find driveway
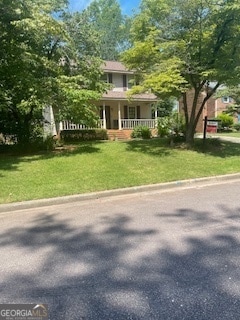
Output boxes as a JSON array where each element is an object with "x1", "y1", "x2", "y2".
[{"x1": 0, "y1": 180, "x2": 240, "y2": 319}]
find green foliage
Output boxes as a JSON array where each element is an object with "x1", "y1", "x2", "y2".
[
  {"x1": 158, "y1": 112, "x2": 186, "y2": 138},
  {"x1": 224, "y1": 104, "x2": 240, "y2": 116},
  {"x1": 214, "y1": 87, "x2": 240, "y2": 117},
  {"x1": 0, "y1": 0, "x2": 108, "y2": 147},
  {"x1": 82, "y1": 0, "x2": 132, "y2": 60},
  {"x1": 0, "y1": 0, "x2": 66, "y2": 144},
  {"x1": 157, "y1": 117, "x2": 171, "y2": 137},
  {"x1": 122, "y1": 0, "x2": 240, "y2": 144},
  {"x1": 131, "y1": 126, "x2": 152, "y2": 139},
  {"x1": 233, "y1": 123, "x2": 240, "y2": 132},
  {"x1": 216, "y1": 113, "x2": 234, "y2": 129},
  {"x1": 153, "y1": 98, "x2": 175, "y2": 117},
  {"x1": 60, "y1": 129, "x2": 108, "y2": 142}
]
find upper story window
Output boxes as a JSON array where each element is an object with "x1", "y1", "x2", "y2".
[
  {"x1": 123, "y1": 74, "x2": 136, "y2": 90},
  {"x1": 221, "y1": 96, "x2": 232, "y2": 103},
  {"x1": 123, "y1": 74, "x2": 127, "y2": 91},
  {"x1": 101, "y1": 73, "x2": 113, "y2": 83}
]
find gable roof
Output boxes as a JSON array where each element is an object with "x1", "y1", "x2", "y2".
[{"x1": 102, "y1": 61, "x2": 134, "y2": 74}]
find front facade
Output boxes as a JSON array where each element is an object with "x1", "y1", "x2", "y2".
[
  {"x1": 61, "y1": 61, "x2": 158, "y2": 134},
  {"x1": 48, "y1": 61, "x2": 239, "y2": 137},
  {"x1": 97, "y1": 61, "x2": 158, "y2": 131}
]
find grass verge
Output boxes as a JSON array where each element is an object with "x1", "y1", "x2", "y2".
[{"x1": 0, "y1": 138, "x2": 240, "y2": 204}]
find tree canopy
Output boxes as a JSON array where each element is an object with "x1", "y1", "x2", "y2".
[
  {"x1": 0, "y1": 0, "x2": 107, "y2": 145},
  {"x1": 122, "y1": 0, "x2": 240, "y2": 144},
  {"x1": 83, "y1": 0, "x2": 132, "y2": 60}
]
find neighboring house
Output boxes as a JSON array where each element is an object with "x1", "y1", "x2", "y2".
[
  {"x1": 179, "y1": 88, "x2": 238, "y2": 133},
  {"x1": 59, "y1": 61, "x2": 158, "y2": 139}
]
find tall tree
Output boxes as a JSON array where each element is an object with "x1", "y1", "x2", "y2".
[
  {"x1": 0, "y1": 0, "x2": 68, "y2": 143},
  {"x1": 58, "y1": 11, "x2": 109, "y2": 126},
  {"x1": 122, "y1": 0, "x2": 240, "y2": 145},
  {"x1": 0, "y1": 0, "x2": 107, "y2": 145},
  {"x1": 84, "y1": 0, "x2": 131, "y2": 60}
]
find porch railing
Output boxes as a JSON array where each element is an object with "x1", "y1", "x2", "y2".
[
  {"x1": 121, "y1": 119, "x2": 156, "y2": 129},
  {"x1": 61, "y1": 119, "x2": 156, "y2": 130},
  {"x1": 61, "y1": 120, "x2": 104, "y2": 130}
]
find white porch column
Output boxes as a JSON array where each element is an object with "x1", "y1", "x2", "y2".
[
  {"x1": 118, "y1": 102, "x2": 122, "y2": 130},
  {"x1": 154, "y1": 105, "x2": 158, "y2": 128},
  {"x1": 103, "y1": 102, "x2": 107, "y2": 129},
  {"x1": 59, "y1": 121, "x2": 63, "y2": 131}
]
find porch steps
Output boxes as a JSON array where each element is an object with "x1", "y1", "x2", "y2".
[{"x1": 107, "y1": 130, "x2": 132, "y2": 141}]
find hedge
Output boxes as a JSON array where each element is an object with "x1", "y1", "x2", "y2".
[{"x1": 60, "y1": 129, "x2": 108, "y2": 142}]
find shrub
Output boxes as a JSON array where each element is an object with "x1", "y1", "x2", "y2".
[
  {"x1": 131, "y1": 126, "x2": 152, "y2": 139},
  {"x1": 233, "y1": 122, "x2": 240, "y2": 131},
  {"x1": 157, "y1": 117, "x2": 171, "y2": 137},
  {"x1": 216, "y1": 113, "x2": 234, "y2": 130},
  {"x1": 60, "y1": 129, "x2": 108, "y2": 142},
  {"x1": 157, "y1": 112, "x2": 186, "y2": 138}
]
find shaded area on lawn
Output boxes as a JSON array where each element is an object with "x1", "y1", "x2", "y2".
[
  {"x1": 0, "y1": 142, "x2": 102, "y2": 177},
  {"x1": 127, "y1": 137, "x2": 240, "y2": 158},
  {"x1": 193, "y1": 138, "x2": 240, "y2": 158},
  {"x1": 126, "y1": 138, "x2": 171, "y2": 157},
  {"x1": 0, "y1": 205, "x2": 240, "y2": 319}
]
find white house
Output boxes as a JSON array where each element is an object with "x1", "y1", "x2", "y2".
[{"x1": 59, "y1": 61, "x2": 158, "y2": 138}]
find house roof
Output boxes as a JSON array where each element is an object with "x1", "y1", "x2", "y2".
[
  {"x1": 101, "y1": 90, "x2": 157, "y2": 101},
  {"x1": 102, "y1": 61, "x2": 134, "y2": 74}
]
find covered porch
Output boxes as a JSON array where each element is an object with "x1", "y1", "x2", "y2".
[
  {"x1": 60, "y1": 102, "x2": 158, "y2": 131},
  {"x1": 97, "y1": 99, "x2": 158, "y2": 130}
]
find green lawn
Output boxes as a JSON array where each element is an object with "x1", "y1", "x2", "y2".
[
  {"x1": 213, "y1": 132, "x2": 240, "y2": 138},
  {"x1": 0, "y1": 138, "x2": 240, "y2": 204}
]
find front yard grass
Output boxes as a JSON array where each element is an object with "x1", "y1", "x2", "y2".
[
  {"x1": 213, "y1": 132, "x2": 240, "y2": 138},
  {"x1": 0, "y1": 138, "x2": 240, "y2": 204}
]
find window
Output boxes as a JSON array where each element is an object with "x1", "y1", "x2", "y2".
[
  {"x1": 128, "y1": 75, "x2": 135, "y2": 89},
  {"x1": 108, "y1": 73, "x2": 113, "y2": 83},
  {"x1": 101, "y1": 73, "x2": 112, "y2": 83},
  {"x1": 123, "y1": 74, "x2": 127, "y2": 90},
  {"x1": 222, "y1": 96, "x2": 232, "y2": 103},
  {"x1": 129, "y1": 106, "x2": 136, "y2": 119}
]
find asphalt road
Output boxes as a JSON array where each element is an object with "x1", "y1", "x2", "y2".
[{"x1": 1, "y1": 180, "x2": 240, "y2": 320}]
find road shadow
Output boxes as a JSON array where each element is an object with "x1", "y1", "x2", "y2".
[{"x1": 0, "y1": 206, "x2": 240, "y2": 319}]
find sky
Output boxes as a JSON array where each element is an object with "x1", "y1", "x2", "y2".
[{"x1": 68, "y1": 0, "x2": 141, "y2": 16}]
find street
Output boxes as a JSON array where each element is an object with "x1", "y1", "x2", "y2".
[{"x1": 0, "y1": 180, "x2": 240, "y2": 319}]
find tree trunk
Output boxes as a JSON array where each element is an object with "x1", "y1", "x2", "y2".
[
  {"x1": 185, "y1": 123, "x2": 196, "y2": 146},
  {"x1": 183, "y1": 86, "x2": 203, "y2": 146}
]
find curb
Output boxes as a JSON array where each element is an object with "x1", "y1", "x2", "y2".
[{"x1": 1, "y1": 173, "x2": 240, "y2": 213}]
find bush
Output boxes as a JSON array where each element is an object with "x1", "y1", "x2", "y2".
[
  {"x1": 157, "y1": 112, "x2": 186, "y2": 138},
  {"x1": 157, "y1": 117, "x2": 171, "y2": 137},
  {"x1": 233, "y1": 122, "x2": 240, "y2": 131},
  {"x1": 216, "y1": 113, "x2": 234, "y2": 130},
  {"x1": 131, "y1": 126, "x2": 152, "y2": 139},
  {"x1": 60, "y1": 129, "x2": 108, "y2": 142}
]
